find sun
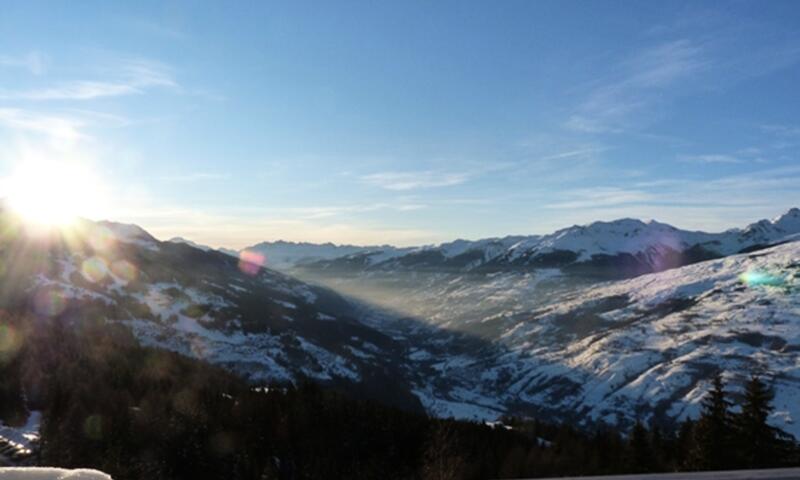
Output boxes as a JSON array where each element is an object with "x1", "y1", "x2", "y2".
[{"x1": 3, "y1": 161, "x2": 103, "y2": 228}]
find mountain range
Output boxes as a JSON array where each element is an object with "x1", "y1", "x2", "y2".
[
  {"x1": 174, "y1": 208, "x2": 800, "y2": 278},
  {"x1": 6, "y1": 206, "x2": 800, "y2": 437}
]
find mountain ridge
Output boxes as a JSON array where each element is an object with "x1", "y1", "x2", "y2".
[
  {"x1": 288, "y1": 207, "x2": 800, "y2": 278},
  {"x1": 166, "y1": 208, "x2": 800, "y2": 277},
  {"x1": 8, "y1": 206, "x2": 799, "y2": 436}
]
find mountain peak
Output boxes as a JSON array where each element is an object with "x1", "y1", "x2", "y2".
[
  {"x1": 93, "y1": 220, "x2": 157, "y2": 244},
  {"x1": 776, "y1": 207, "x2": 800, "y2": 220}
]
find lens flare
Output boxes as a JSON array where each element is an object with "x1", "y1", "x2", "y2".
[
  {"x1": 88, "y1": 225, "x2": 115, "y2": 251},
  {"x1": 739, "y1": 269, "x2": 785, "y2": 287},
  {"x1": 83, "y1": 414, "x2": 104, "y2": 440},
  {"x1": 111, "y1": 259, "x2": 138, "y2": 283},
  {"x1": 33, "y1": 287, "x2": 68, "y2": 317},
  {"x1": 0, "y1": 324, "x2": 21, "y2": 361},
  {"x1": 81, "y1": 256, "x2": 109, "y2": 283},
  {"x1": 238, "y1": 250, "x2": 265, "y2": 276}
]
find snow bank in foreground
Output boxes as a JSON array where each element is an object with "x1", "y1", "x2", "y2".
[{"x1": 0, "y1": 469, "x2": 111, "y2": 480}]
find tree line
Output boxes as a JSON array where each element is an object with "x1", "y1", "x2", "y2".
[{"x1": 0, "y1": 309, "x2": 798, "y2": 479}]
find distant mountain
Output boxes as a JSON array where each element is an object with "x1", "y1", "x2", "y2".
[
  {"x1": 168, "y1": 236, "x2": 238, "y2": 257},
  {"x1": 297, "y1": 208, "x2": 800, "y2": 278},
  {"x1": 239, "y1": 240, "x2": 410, "y2": 270}
]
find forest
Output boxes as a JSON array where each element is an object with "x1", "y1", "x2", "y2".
[{"x1": 0, "y1": 310, "x2": 798, "y2": 480}]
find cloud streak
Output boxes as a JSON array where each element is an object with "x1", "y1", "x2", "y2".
[
  {"x1": 157, "y1": 172, "x2": 231, "y2": 183},
  {"x1": 0, "y1": 58, "x2": 176, "y2": 101},
  {"x1": 0, "y1": 51, "x2": 47, "y2": 75},
  {"x1": 0, "y1": 108, "x2": 87, "y2": 142},
  {"x1": 545, "y1": 187, "x2": 653, "y2": 209},
  {"x1": 678, "y1": 153, "x2": 743, "y2": 164},
  {"x1": 565, "y1": 39, "x2": 709, "y2": 134},
  {"x1": 361, "y1": 170, "x2": 470, "y2": 191}
]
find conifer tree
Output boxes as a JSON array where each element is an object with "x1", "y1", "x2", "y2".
[
  {"x1": 690, "y1": 374, "x2": 733, "y2": 470},
  {"x1": 626, "y1": 421, "x2": 654, "y2": 473},
  {"x1": 736, "y1": 375, "x2": 780, "y2": 468}
]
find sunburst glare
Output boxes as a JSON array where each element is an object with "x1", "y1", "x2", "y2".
[{"x1": 2, "y1": 161, "x2": 105, "y2": 228}]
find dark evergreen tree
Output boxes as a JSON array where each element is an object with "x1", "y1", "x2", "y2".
[
  {"x1": 735, "y1": 375, "x2": 781, "y2": 469},
  {"x1": 675, "y1": 419, "x2": 696, "y2": 469},
  {"x1": 689, "y1": 374, "x2": 733, "y2": 470},
  {"x1": 626, "y1": 421, "x2": 654, "y2": 473}
]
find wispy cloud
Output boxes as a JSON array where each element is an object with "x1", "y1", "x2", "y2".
[
  {"x1": 361, "y1": 170, "x2": 470, "y2": 191},
  {"x1": 0, "y1": 51, "x2": 47, "y2": 75},
  {"x1": 0, "y1": 58, "x2": 176, "y2": 101},
  {"x1": 532, "y1": 166, "x2": 800, "y2": 234},
  {"x1": 129, "y1": 19, "x2": 188, "y2": 40},
  {"x1": 539, "y1": 146, "x2": 609, "y2": 161},
  {"x1": 623, "y1": 40, "x2": 708, "y2": 88},
  {"x1": 157, "y1": 172, "x2": 231, "y2": 183},
  {"x1": 0, "y1": 108, "x2": 86, "y2": 142},
  {"x1": 545, "y1": 187, "x2": 653, "y2": 209},
  {"x1": 288, "y1": 203, "x2": 427, "y2": 220},
  {"x1": 761, "y1": 124, "x2": 800, "y2": 138},
  {"x1": 566, "y1": 40, "x2": 709, "y2": 134},
  {"x1": 678, "y1": 153, "x2": 743, "y2": 164},
  {"x1": 631, "y1": 165, "x2": 800, "y2": 195}
]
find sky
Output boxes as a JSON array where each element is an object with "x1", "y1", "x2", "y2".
[{"x1": 0, "y1": 1, "x2": 799, "y2": 248}]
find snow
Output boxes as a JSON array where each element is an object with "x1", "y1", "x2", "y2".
[
  {"x1": 242, "y1": 241, "x2": 401, "y2": 270},
  {"x1": 455, "y1": 240, "x2": 800, "y2": 435},
  {"x1": 412, "y1": 388, "x2": 505, "y2": 421},
  {"x1": 0, "y1": 469, "x2": 111, "y2": 480},
  {"x1": 303, "y1": 207, "x2": 800, "y2": 273},
  {"x1": 323, "y1": 235, "x2": 800, "y2": 435},
  {"x1": 274, "y1": 300, "x2": 297, "y2": 310},
  {"x1": 19, "y1": 211, "x2": 800, "y2": 437},
  {"x1": 0, "y1": 411, "x2": 40, "y2": 457}
]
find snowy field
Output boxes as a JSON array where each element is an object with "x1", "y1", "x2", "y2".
[{"x1": 0, "y1": 469, "x2": 111, "y2": 480}]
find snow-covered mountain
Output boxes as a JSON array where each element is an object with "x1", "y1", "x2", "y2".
[
  {"x1": 4, "y1": 206, "x2": 800, "y2": 439},
  {"x1": 274, "y1": 208, "x2": 800, "y2": 436},
  {"x1": 394, "y1": 238, "x2": 800, "y2": 436},
  {"x1": 0, "y1": 211, "x2": 422, "y2": 412},
  {"x1": 167, "y1": 236, "x2": 238, "y2": 257},
  {"x1": 238, "y1": 240, "x2": 410, "y2": 270},
  {"x1": 297, "y1": 208, "x2": 800, "y2": 278}
]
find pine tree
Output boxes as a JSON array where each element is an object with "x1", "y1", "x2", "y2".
[
  {"x1": 675, "y1": 419, "x2": 696, "y2": 469},
  {"x1": 626, "y1": 421, "x2": 654, "y2": 473},
  {"x1": 735, "y1": 375, "x2": 779, "y2": 469},
  {"x1": 690, "y1": 374, "x2": 733, "y2": 470}
]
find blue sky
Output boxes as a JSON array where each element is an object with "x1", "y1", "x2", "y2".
[{"x1": 0, "y1": 1, "x2": 799, "y2": 248}]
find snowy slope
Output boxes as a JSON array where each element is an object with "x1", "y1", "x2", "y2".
[
  {"x1": 505, "y1": 237, "x2": 800, "y2": 431},
  {"x1": 0, "y1": 212, "x2": 421, "y2": 411},
  {"x1": 389, "y1": 239, "x2": 800, "y2": 436}
]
